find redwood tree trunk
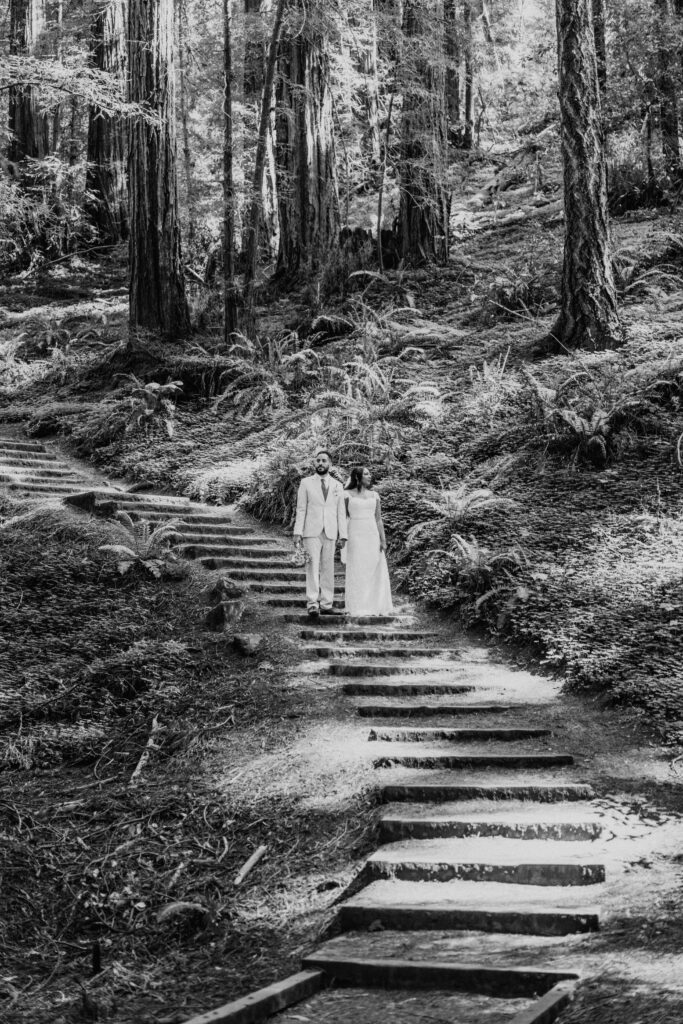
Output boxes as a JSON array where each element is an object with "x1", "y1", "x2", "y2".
[
  {"x1": 243, "y1": 0, "x2": 286, "y2": 331},
  {"x1": 462, "y1": 0, "x2": 474, "y2": 150},
  {"x1": 127, "y1": 0, "x2": 189, "y2": 337},
  {"x1": 445, "y1": 0, "x2": 460, "y2": 128},
  {"x1": 656, "y1": 0, "x2": 681, "y2": 176},
  {"x1": 275, "y1": 3, "x2": 340, "y2": 277},
  {"x1": 592, "y1": 0, "x2": 607, "y2": 98},
  {"x1": 8, "y1": 0, "x2": 50, "y2": 165},
  {"x1": 553, "y1": 0, "x2": 621, "y2": 351},
  {"x1": 223, "y1": 0, "x2": 239, "y2": 340},
  {"x1": 398, "y1": 0, "x2": 450, "y2": 264},
  {"x1": 85, "y1": 0, "x2": 129, "y2": 242}
]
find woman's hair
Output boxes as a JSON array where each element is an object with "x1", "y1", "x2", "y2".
[{"x1": 346, "y1": 465, "x2": 370, "y2": 491}]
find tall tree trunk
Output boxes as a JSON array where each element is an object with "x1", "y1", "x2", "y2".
[
  {"x1": 592, "y1": 0, "x2": 607, "y2": 98},
  {"x1": 243, "y1": 0, "x2": 286, "y2": 332},
  {"x1": 655, "y1": 0, "x2": 681, "y2": 176},
  {"x1": 51, "y1": 0, "x2": 64, "y2": 153},
  {"x1": 178, "y1": 0, "x2": 197, "y2": 243},
  {"x1": 85, "y1": 0, "x2": 129, "y2": 242},
  {"x1": 275, "y1": 2, "x2": 340, "y2": 277},
  {"x1": 359, "y1": 1, "x2": 382, "y2": 170},
  {"x1": 8, "y1": 0, "x2": 50, "y2": 166},
  {"x1": 223, "y1": 0, "x2": 240, "y2": 340},
  {"x1": 462, "y1": 0, "x2": 474, "y2": 149},
  {"x1": 445, "y1": 0, "x2": 460, "y2": 127},
  {"x1": 398, "y1": 0, "x2": 450, "y2": 264},
  {"x1": 127, "y1": 0, "x2": 189, "y2": 337},
  {"x1": 552, "y1": 0, "x2": 621, "y2": 351}
]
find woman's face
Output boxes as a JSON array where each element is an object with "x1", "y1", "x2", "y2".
[{"x1": 361, "y1": 468, "x2": 372, "y2": 488}]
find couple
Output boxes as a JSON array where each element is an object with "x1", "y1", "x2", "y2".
[{"x1": 293, "y1": 449, "x2": 393, "y2": 618}]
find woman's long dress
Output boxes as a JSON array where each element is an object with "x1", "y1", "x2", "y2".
[{"x1": 344, "y1": 491, "x2": 393, "y2": 616}]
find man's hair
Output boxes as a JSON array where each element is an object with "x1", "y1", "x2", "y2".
[{"x1": 315, "y1": 449, "x2": 332, "y2": 460}]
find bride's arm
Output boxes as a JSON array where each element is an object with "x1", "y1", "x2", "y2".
[{"x1": 374, "y1": 493, "x2": 387, "y2": 551}]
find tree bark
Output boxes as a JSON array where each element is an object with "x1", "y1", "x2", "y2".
[
  {"x1": 655, "y1": 0, "x2": 681, "y2": 176},
  {"x1": 178, "y1": 0, "x2": 197, "y2": 243},
  {"x1": 552, "y1": 0, "x2": 621, "y2": 351},
  {"x1": 8, "y1": 0, "x2": 50, "y2": 166},
  {"x1": 398, "y1": 0, "x2": 450, "y2": 264},
  {"x1": 223, "y1": 0, "x2": 240, "y2": 341},
  {"x1": 127, "y1": 0, "x2": 189, "y2": 338},
  {"x1": 243, "y1": 0, "x2": 286, "y2": 332},
  {"x1": 445, "y1": 0, "x2": 460, "y2": 127},
  {"x1": 85, "y1": 0, "x2": 128, "y2": 242},
  {"x1": 592, "y1": 0, "x2": 607, "y2": 98},
  {"x1": 462, "y1": 0, "x2": 474, "y2": 149},
  {"x1": 275, "y1": 1, "x2": 340, "y2": 277}
]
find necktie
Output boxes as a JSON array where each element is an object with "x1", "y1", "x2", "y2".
[{"x1": 321, "y1": 478, "x2": 329, "y2": 501}]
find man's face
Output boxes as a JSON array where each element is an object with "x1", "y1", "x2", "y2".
[{"x1": 314, "y1": 453, "x2": 330, "y2": 475}]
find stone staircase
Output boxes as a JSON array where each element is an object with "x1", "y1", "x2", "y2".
[{"x1": 0, "y1": 433, "x2": 639, "y2": 1024}]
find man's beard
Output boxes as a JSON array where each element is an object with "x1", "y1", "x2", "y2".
[{"x1": 315, "y1": 466, "x2": 328, "y2": 475}]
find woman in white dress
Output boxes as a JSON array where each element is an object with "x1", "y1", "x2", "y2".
[{"x1": 343, "y1": 466, "x2": 393, "y2": 616}]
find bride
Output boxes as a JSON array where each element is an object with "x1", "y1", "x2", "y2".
[{"x1": 343, "y1": 466, "x2": 393, "y2": 616}]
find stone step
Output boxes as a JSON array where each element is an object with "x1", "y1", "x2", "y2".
[
  {"x1": 307, "y1": 645, "x2": 460, "y2": 660},
  {"x1": 0, "y1": 455, "x2": 61, "y2": 467},
  {"x1": 339, "y1": 879, "x2": 601, "y2": 936},
  {"x1": 379, "y1": 801, "x2": 603, "y2": 843},
  {"x1": 365, "y1": 837, "x2": 605, "y2": 886},
  {"x1": 382, "y1": 781, "x2": 595, "y2": 804},
  {"x1": 369, "y1": 726, "x2": 552, "y2": 742},
  {"x1": 9, "y1": 481, "x2": 81, "y2": 494},
  {"x1": 302, "y1": 950, "x2": 579, "y2": 998},
  {"x1": 330, "y1": 659, "x2": 461, "y2": 677},
  {"x1": 284, "y1": 614, "x2": 401, "y2": 626},
  {"x1": 0, "y1": 439, "x2": 51, "y2": 453},
  {"x1": 2, "y1": 467, "x2": 86, "y2": 480},
  {"x1": 114, "y1": 503, "x2": 235, "y2": 523},
  {"x1": 344, "y1": 680, "x2": 478, "y2": 696},
  {"x1": 197, "y1": 549, "x2": 292, "y2": 565},
  {"x1": 356, "y1": 702, "x2": 514, "y2": 717},
  {"x1": 373, "y1": 749, "x2": 574, "y2": 770},
  {"x1": 174, "y1": 528, "x2": 260, "y2": 540},
  {"x1": 264, "y1": 597, "x2": 346, "y2": 608},
  {"x1": 177, "y1": 538, "x2": 286, "y2": 555},
  {"x1": 301, "y1": 629, "x2": 439, "y2": 642},
  {"x1": 244, "y1": 581, "x2": 346, "y2": 595}
]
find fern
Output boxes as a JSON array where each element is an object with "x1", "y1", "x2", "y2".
[{"x1": 99, "y1": 513, "x2": 186, "y2": 577}]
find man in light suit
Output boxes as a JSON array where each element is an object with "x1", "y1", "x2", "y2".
[{"x1": 293, "y1": 449, "x2": 347, "y2": 617}]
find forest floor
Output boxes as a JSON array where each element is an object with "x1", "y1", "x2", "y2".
[{"x1": 1, "y1": 152, "x2": 683, "y2": 1022}]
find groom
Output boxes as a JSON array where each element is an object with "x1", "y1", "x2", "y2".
[{"x1": 293, "y1": 450, "x2": 347, "y2": 617}]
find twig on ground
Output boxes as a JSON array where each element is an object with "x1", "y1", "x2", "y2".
[
  {"x1": 128, "y1": 715, "x2": 162, "y2": 788},
  {"x1": 234, "y1": 844, "x2": 267, "y2": 886}
]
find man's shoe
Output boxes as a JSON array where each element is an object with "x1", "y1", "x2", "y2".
[
  {"x1": 307, "y1": 607, "x2": 320, "y2": 619},
  {"x1": 319, "y1": 607, "x2": 336, "y2": 615}
]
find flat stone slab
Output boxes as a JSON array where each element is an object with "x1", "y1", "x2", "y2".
[
  {"x1": 365, "y1": 836, "x2": 605, "y2": 886},
  {"x1": 380, "y1": 801, "x2": 603, "y2": 842},
  {"x1": 382, "y1": 780, "x2": 595, "y2": 804},
  {"x1": 301, "y1": 629, "x2": 439, "y2": 642},
  {"x1": 330, "y1": 659, "x2": 461, "y2": 676},
  {"x1": 339, "y1": 879, "x2": 601, "y2": 936},
  {"x1": 373, "y1": 751, "x2": 574, "y2": 770},
  {"x1": 357, "y1": 702, "x2": 515, "y2": 717},
  {"x1": 343, "y1": 680, "x2": 479, "y2": 696},
  {"x1": 369, "y1": 727, "x2": 552, "y2": 742}
]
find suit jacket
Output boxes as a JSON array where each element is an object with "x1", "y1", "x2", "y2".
[{"x1": 293, "y1": 474, "x2": 348, "y2": 540}]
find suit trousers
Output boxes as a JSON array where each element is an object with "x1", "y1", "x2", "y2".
[{"x1": 303, "y1": 531, "x2": 336, "y2": 610}]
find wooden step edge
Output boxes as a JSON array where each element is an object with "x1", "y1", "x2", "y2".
[
  {"x1": 179, "y1": 969, "x2": 325, "y2": 1024},
  {"x1": 508, "y1": 980, "x2": 579, "y2": 1024},
  {"x1": 301, "y1": 953, "x2": 579, "y2": 998}
]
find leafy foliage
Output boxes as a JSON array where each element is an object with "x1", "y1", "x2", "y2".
[
  {"x1": 99, "y1": 511, "x2": 186, "y2": 577},
  {"x1": 120, "y1": 375, "x2": 184, "y2": 438}
]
